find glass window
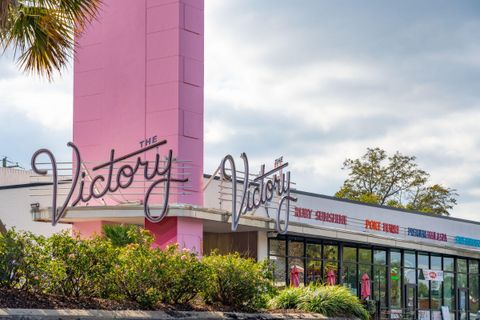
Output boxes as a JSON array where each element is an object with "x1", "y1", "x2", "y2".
[
  {"x1": 343, "y1": 262, "x2": 357, "y2": 295},
  {"x1": 431, "y1": 279, "x2": 442, "y2": 310},
  {"x1": 390, "y1": 266, "x2": 401, "y2": 308},
  {"x1": 359, "y1": 264, "x2": 371, "y2": 279},
  {"x1": 391, "y1": 250, "x2": 401, "y2": 267},
  {"x1": 458, "y1": 259, "x2": 468, "y2": 273},
  {"x1": 323, "y1": 261, "x2": 338, "y2": 284},
  {"x1": 418, "y1": 279, "x2": 430, "y2": 310},
  {"x1": 359, "y1": 248, "x2": 372, "y2": 264},
  {"x1": 458, "y1": 273, "x2": 468, "y2": 288},
  {"x1": 404, "y1": 268, "x2": 416, "y2": 284},
  {"x1": 306, "y1": 243, "x2": 321, "y2": 259},
  {"x1": 306, "y1": 259, "x2": 321, "y2": 284},
  {"x1": 444, "y1": 257, "x2": 454, "y2": 272},
  {"x1": 444, "y1": 272, "x2": 455, "y2": 311},
  {"x1": 374, "y1": 250, "x2": 386, "y2": 265},
  {"x1": 373, "y1": 266, "x2": 387, "y2": 306},
  {"x1": 288, "y1": 240, "x2": 304, "y2": 257},
  {"x1": 270, "y1": 255, "x2": 286, "y2": 286},
  {"x1": 288, "y1": 257, "x2": 304, "y2": 287},
  {"x1": 323, "y1": 245, "x2": 338, "y2": 261},
  {"x1": 469, "y1": 274, "x2": 479, "y2": 319},
  {"x1": 269, "y1": 239, "x2": 286, "y2": 256},
  {"x1": 431, "y1": 255, "x2": 442, "y2": 270},
  {"x1": 343, "y1": 247, "x2": 356, "y2": 262},
  {"x1": 418, "y1": 254, "x2": 429, "y2": 269},
  {"x1": 469, "y1": 260, "x2": 479, "y2": 274},
  {"x1": 404, "y1": 251, "x2": 416, "y2": 268}
]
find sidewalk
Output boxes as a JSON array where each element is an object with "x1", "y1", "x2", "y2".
[{"x1": 0, "y1": 309, "x2": 327, "y2": 319}]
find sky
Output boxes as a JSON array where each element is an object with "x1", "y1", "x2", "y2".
[{"x1": 0, "y1": 1, "x2": 479, "y2": 220}]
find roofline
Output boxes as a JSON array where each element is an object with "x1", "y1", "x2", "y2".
[{"x1": 203, "y1": 173, "x2": 480, "y2": 226}]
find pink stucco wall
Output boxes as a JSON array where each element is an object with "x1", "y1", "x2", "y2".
[{"x1": 72, "y1": 0, "x2": 204, "y2": 246}]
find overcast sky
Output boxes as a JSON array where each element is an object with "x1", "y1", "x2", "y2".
[{"x1": 0, "y1": 0, "x2": 479, "y2": 220}]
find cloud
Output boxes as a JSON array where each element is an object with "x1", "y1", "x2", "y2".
[{"x1": 1, "y1": 0, "x2": 480, "y2": 221}]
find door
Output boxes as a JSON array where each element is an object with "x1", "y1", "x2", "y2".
[
  {"x1": 458, "y1": 288, "x2": 469, "y2": 320},
  {"x1": 405, "y1": 284, "x2": 417, "y2": 319}
]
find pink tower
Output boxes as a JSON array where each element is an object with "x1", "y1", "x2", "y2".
[{"x1": 72, "y1": 0, "x2": 204, "y2": 251}]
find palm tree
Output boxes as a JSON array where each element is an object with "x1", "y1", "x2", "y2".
[{"x1": 0, "y1": 0, "x2": 102, "y2": 80}]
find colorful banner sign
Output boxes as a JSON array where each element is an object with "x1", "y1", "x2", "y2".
[
  {"x1": 294, "y1": 207, "x2": 347, "y2": 225},
  {"x1": 455, "y1": 236, "x2": 480, "y2": 248},
  {"x1": 407, "y1": 227, "x2": 447, "y2": 242},
  {"x1": 420, "y1": 269, "x2": 444, "y2": 281},
  {"x1": 365, "y1": 219, "x2": 399, "y2": 234}
]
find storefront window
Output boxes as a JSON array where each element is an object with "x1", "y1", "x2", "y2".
[
  {"x1": 359, "y1": 248, "x2": 372, "y2": 264},
  {"x1": 444, "y1": 257, "x2": 454, "y2": 272},
  {"x1": 270, "y1": 255, "x2": 286, "y2": 286},
  {"x1": 431, "y1": 279, "x2": 442, "y2": 310},
  {"x1": 458, "y1": 273, "x2": 468, "y2": 288},
  {"x1": 288, "y1": 257, "x2": 305, "y2": 287},
  {"x1": 323, "y1": 261, "x2": 338, "y2": 284},
  {"x1": 269, "y1": 239, "x2": 286, "y2": 256},
  {"x1": 404, "y1": 268, "x2": 416, "y2": 284},
  {"x1": 458, "y1": 259, "x2": 468, "y2": 274},
  {"x1": 418, "y1": 253, "x2": 429, "y2": 269},
  {"x1": 306, "y1": 243, "x2": 321, "y2": 259},
  {"x1": 374, "y1": 250, "x2": 386, "y2": 265},
  {"x1": 444, "y1": 272, "x2": 455, "y2": 313},
  {"x1": 469, "y1": 260, "x2": 479, "y2": 274},
  {"x1": 390, "y1": 250, "x2": 401, "y2": 308},
  {"x1": 343, "y1": 262, "x2": 357, "y2": 295},
  {"x1": 431, "y1": 255, "x2": 442, "y2": 270},
  {"x1": 344, "y1": 247, "x2": 356, "y2": 262},
  {"x1": 306, "y1": 259, "x2": 321, "y2": 284},
  {"x1": 469, "y1": 273, "x2": 479, "y2": 320},
  {"x1": 288, "y1": 240, "x2": 304, "y2": 257},
  {"x1": 323, "y1": 245, "x2": 338, "y2": 261},
  {"x1": 404, "y1": 251, "x2": 416, "y2": 268},
  {"x1": 418, "y1": 276, "x2": 429, "y2": 309},
  {"x1": 373, "y1": 266, "x2": 387, "y2": 307}
]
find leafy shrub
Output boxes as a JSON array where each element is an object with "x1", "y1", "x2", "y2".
[
  {"x1": 102, "y1": 224, "x2": 141, "y2": 247},
  {"x1": 0, "y1": 229, "x2": 44, "y2": 290},
  {"x1": 268, "y1": 286, "x2": 311, "y2": 309},
  {"x1": 202, "y1": 253, "x2": 275, "y2": 311},
  {"x1": 160, "y1": 245, "x2": 210, "y2": 305},
  {"x1": 41, "y1": 231, "x2": 118, "y2": 298},
  {"x1": 269, "y1": 285, "x2": 369, "y2": 320}
]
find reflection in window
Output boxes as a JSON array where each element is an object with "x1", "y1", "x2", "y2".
[
  {"x1": 324, "y1": 261, "x2": 338, "y2": 284},
  {"x1": 270, "y1": 255, "x2": 286, "y2": 286},
  {"x1": 444, "y1": 272, "x2": 455, "y2": 312},
  {"x1": 418, "y1": 254, "x2": 429, "y2": 269},
  {"x1": 444, "y1": 257, "x2": 454, "y2": 272},
  {"x1": 344, "y1": 247, "x2": 356, "y2": 262},
  {"x1": 359, "y1": 248, "x2": 372, "y2": 264},
  {"x1": 288, "y1": 240, "x2": 304, "y2": 257},
  {"x1": 469, "y1": 274, "x2": 479, "y2": 319},
  {"x1": 373, "y1": 266, "x2": 387, "y2": 306},
  {"x1": 457, "y1": 259, "x2": 467, "y2": 273},
  {"x1": 323, "y1": 245, "x2": 338, "y2": 261},
  {"x1": 431, "y1": 279, "x2": 442, "y2": 310},
  {"x1": 343, "y1": 262, "x2": 357, "y2": 295},
  {"x1": 288, "y1": 257, "x2": 304, "y2": 287},
  {"x1": 306, "y1": 259, "x2": 321, "y2": 284},
  {"x1": 404, "y1": 251, "x2": 416, "y2": 268},
  {"x1": 431, "y1": 255, "x2": 442, "y2": 270},
  {"x1": 374, "y1": 250, "x2": 386, "y2": 265},
  {"x1": 306, "y1": 243, "x2": 321, "y2": 259},
  {"x1": 269, "y1": 239, "x2": 286, "y2": 256}
]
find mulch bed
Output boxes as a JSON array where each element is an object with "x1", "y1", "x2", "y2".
[{"x1": 0, "y1": 288, "x2": 216, "y2": 311}]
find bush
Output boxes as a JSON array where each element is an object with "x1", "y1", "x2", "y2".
[
  {"x1": 41, "y1": 231, "x2": 118, "y2": 298},
  {"x1": 102, "y1": 224, "x2": 141, "y2": 247},
  {"x1": 0, "y1": 229, "x2": 44, "y2": 290},
  {"x1": 269, "y1": 285, "x2": 369, "y2": 320},
  {"x1": 202, "y1": 253, "x2": 275, "y2": 311}
]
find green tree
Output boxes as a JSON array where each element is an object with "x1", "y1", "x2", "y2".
[
  {"x1": 335, "y1": 147, "x2": 457, "y2": 216},
  {"x1": 0, "y1": 0, "x2": 101, "y2": 79}
]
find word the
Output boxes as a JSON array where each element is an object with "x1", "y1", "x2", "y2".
[
  {"x1": 31, "y1": 140, "x2": 187, "y2": 226},
  {"x1": 139, "y1": 135, "x2": 158, "y2": 148},
  {"x1": 294, "y1": 207, "x2": 347, "y2": 225},
  {"x1": 407, "y1": 228, "x2": 447, "y2": 242},
  {"x1": 220, "y1": 153, "x2": 297, "y2": 234},
  {"x1": 365, "y1": 219, "x2": 399, "y2": 234}
]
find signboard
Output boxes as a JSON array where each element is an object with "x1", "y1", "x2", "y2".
[
  {"x1": 31, "y1": 139, "x2": 187, "y2": 226},
  {"x1": 420, "y1": 269, "x2": 444, "y2": 281},
  {"x1": 218, "y1": 153, "x2": 297, "y2": 234}
]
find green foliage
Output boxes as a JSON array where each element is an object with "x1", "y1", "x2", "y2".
[
  {"x1": 335, "y1": 147, "x2": 457, "y2": 215},
  {"x1": 202, "y1": 253, "x2": 276, "y2": 311},
  {"x1": 102, "y1": 224, "x2": 141, "y2": 247},
  {"x1": 0, "y1": 229, "x2": 44, "y2": 289},
  {"x1": 269, "y1": 285, "x2": 369, "y2": 320},
  {"x1": 0, "y1": 0, "x2": 102, "y2": 79},
  {"x1": 41, "y1": 231, "x2": 117, "y2": 298}
]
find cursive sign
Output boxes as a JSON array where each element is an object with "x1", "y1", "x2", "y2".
[
  {"x1": 31, "y1": 140, "x2": 187, "y2": 226},
  {"x1": 220, "y1": 153, "x2": 297, "y2": 234}
]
